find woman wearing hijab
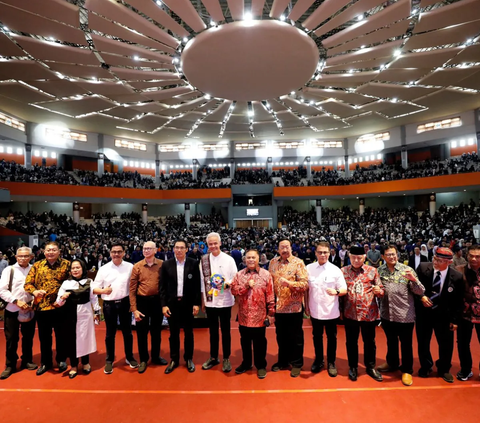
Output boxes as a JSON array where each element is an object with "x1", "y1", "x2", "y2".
[
  {"x1": 259, "y1": 253, "x2": 269, "y2": 270},
  {"x1": 420, "y1": 244, "x2": 429, "y2": 261},
  {"x1": 55, "y1": 259, "x2": 100, "y2": 378}
]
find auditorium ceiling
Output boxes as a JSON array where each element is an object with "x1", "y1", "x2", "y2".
[{"x1": 0, "y1": 0, "x2": 479, "y2": 143}]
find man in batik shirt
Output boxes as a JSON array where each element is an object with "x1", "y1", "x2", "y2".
[
  {"x1": 268, "y1": 238, "x2": 308, "y2": 378},
  {"x1": 231, "y1": 249, "x2": 275, "y2": 379},
  {"x1": 342, "y1": 246, "x2": 384, "y2": 382}
]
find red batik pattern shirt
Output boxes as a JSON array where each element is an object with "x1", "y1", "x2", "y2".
[
  {"x1": 341, "y1": 264, "x2": 384, "y2": 322},
  {"x1": 231, "y1": 267, "x2": 275, "y2": 327}
]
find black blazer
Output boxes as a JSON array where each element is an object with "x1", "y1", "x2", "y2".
[
  {"x1": 408, "y1": 254, "x2": 428, "y2": 270},
  {"x1": 415, "y1": 263, "x2": 463, "y2": 324},
  {"x1": 159, "y1": 257, "x2": 201, "y2": 308},
  {"x1": 329, "y1": 254, "x2": 341, "y2": 268}
]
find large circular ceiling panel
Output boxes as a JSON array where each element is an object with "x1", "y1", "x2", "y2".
[{"x1": 181, "y1": 21, "x2": 319, "y2": 101}]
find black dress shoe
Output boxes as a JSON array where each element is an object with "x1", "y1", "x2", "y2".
[
  {"x1": 58, "y1": 362, "x2": 67, "y2": 372},
  {"x1": 69, "y1": 370, "x2": 78, "y2": 379},
  {"x1": 36, "y1": 365, "x2": 51, "y2": 376},
  {"x1": 311, "y1": 361, "x2": 324, "y2": 374},
  {"x1": 165, "y1": 361, "x2": 178, "y2": 374},
  {"x1": 152, "y1": 357, "x2": 168, "y2": 366},
  {"x1": 366, "y1": 368, "x2": 383, "y2": 382},
  {"x1": 0, "y1": 367, "x2": 14, "y2": 380},
  {"x1": 186, "y1": 360, "x2": 195, "y2": 373},
  {"x1": 418, "y1": 368, "x2": 433, "y2": 378},
  {"x1": 348, "y1": 368, "x2": 358, "y2": 381}
]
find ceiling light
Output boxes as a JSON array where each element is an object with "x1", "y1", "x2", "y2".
[
  {"x1": 247, "y1": 110, "x2": 254, "y2": 117},
  {"x1": 412, "y1": 8, "x2": 418, "y2": 14},
  {"x1": 394, "y1": 49, "x2": 401, "y2": 56},
  {"x1": 133, "y1": 56, "x2": 139, "y2": 61},
  {"x1": 392, "y1": 98, "x2": 397, "y2": 102},
  {"x1": 466, "y1": 38, "x2": 473, "y2": 44},
  {"x1": 183, "y1": 37, "x2": 188, "y2": 43},
  {"x1": 357, "y1": 14, "x2": 364, "y2": 21},
  {"x1": 360, "y1": 45, "x2": 365, "y2": 49},
  {"x1": 210, "y1": 20, "x2": 216, "y2": 26},
  {"x1": 243, "y1": 12, "x2": 253, "y2": 21},
  {"x1": 290, "y1": 91, "x2": 295, "y2": 95},
  {"x1": 204, "y1": 94, "x2": 211, "y2": 99},
  {"x1": 156, "y1": 0, "x2": 162, "y2": 5},
  {"x1": 280, "y1": 15, "x2": 286, "y2": 21}
]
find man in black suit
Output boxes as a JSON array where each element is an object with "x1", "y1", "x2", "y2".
[
  {"x1": 408, "y1": 246, "x2": 428, "y2": 270},
  {"x1": 329, "y1": 248, "x2": 341, "y2": 268},
  {"x1": 160, "y1": 239, "x2": 201, "y2": 374},
  {"x1": 415, "y1": 247, "x2": 463, "y2": 383}
]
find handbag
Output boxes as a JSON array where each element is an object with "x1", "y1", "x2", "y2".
[{"x1": 0, "y1": 267, "x2": 14, "y2": 310}]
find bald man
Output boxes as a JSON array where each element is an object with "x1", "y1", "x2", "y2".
[{"x1": 130, "y1": 241, "x2": 167, "y2": 374}]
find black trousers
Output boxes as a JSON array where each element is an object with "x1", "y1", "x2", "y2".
[
  {"x1": 3, "y1": 309, "x2": 36, "y2": 368},
  {"x1": 381, "y1": 319, "x2": 414, "y2": 374},
  {"x1": 239, "y1": 325, "x2": 267, "y2": 370},
  {"x1": 457, "y1": 319, "x2": 480, "y2": 373},
  {"x1": 275, "y1": 312, "x2": 304, "y2": 368},
  {"x1": 311, "y1": 317, "x2": 337, "y2": 365},
  {"x1": 71, "y1": 355, "x2": 89, "y2": 368},
  {"x1": 136, "y1": 295, "x2": 163, "y2": 363},
  {"x1": 344, "y1": 318, "x2": 377, "y2": 369},
  {"x1": 103, "y1": 297, "x2": 134, "y2": 363},
  {"x1": 167, "y1": 299, "x2": 195, "y2": 362},
  {"x1": 416, "y1": 311, "x2": 454, "y2": 373},
  {"x1": 205, "y1": 306, "x2": 231, "y2": 359},
  {"x1": 36, "y1": 308, "x2": 67, "y2": 367}
]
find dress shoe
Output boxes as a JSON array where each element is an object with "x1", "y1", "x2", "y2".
[
  {"x1": 152, "y1": 357, "x2": 168, "y2": 366},
  {"x1": 21, "y1": 362, "x2": 38, "y2": 371},
  {"x1": 36, "y1": 365, "x2": 51, "y2": 376},
  {"x1": 138, "y1": 362, "x2": 147, "y2": 374},
  {"x1": 257, "y1": 368, "x2": 267, "y2": 379},
  {"x1": 348, "y1": 368, "x2": 358, "y2": 381},
  {"x1": 377, "y1": 362, "x2": 397, "y2": 373},
  {"x1": 366, "y1": 368, "x2": 383, "y2": 382},
  {"x1": 401, "y1": 373, "x2": 413, "y2": 386},
  {"x1": 327, "y1": 363, "x2": 338, "y2": 378},
  {"x1": 290, "y1": 367, "x2": 301, "y2": 378},
  {"x1": 58, "y1": 362, "x2": 67, "y2": 372},
  {"x1": 235, "y1": 364, "x2": 253, "y2": 375},
  {"x1": 68, "y1": 369, "x2": 78, "y2": 379},
  {"x1": 82, "y1": 364, "x2": 92, "y2": 375},
  {"x1": 311, "y1": 361, "x2": 324, "y2": 374},
  {"x1": 271, "y1": 362, "x2": 290, "y2": 372},
  {"x1": 456, "y1": 370, "x2": 473, "y2": 381},
  {"x1": 0, "y1": 367, "x2": 14, "y2": 380},
  {"x1": 440, "y1": 372, "x2": 454, "y2": 383},
  {"x1": 202, "y1": 357, "x2": 220, "y2": 370},
  {"x1": 418, "y1": 368, "x2": 433, "y2": 378},
  {"x1": 222, "y1": 358, "x2": 232, "y2": 373},
  {"x1": 165, "y1": 361, "x2": 178, "y2": 374},
  {"x1": 186, "y1": 360, "x2": 195, "y2": 373}
]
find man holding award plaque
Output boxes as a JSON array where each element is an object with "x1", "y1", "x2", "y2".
[{"x1": 200, "y1": 232, "x2": 238, "y2": 373}]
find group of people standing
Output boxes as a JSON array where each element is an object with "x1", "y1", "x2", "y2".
[{"x1": 1, "y1": 236, "x2": 479, "y2": 387}]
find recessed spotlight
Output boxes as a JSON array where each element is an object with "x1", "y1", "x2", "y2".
[
  {"x1": 156, "y1": 0, "x2": 162, "y2": 5},
  {"x1": 133, "y1": 55, "x2": 139, "y2": 61},
  {"x1": 290, "y1": 91, "x2": 295, "y2": 95},
  {"x1": 394, "y1": 49, "x2": 402, "y2": 56},
  {"x1": 357, "y1": 14, "x2": 364, "y2": 21},
  {"x1": 243, "y1": 12, "x2": 253, "y2": 21},
  {"x1": 183, "y1": 37, "x2": 188, "y2": 43},
  {"x1": 210, "y1": 20, "x2": 216, "y2": 26},
  {"x1": 280, "y1": 15, "x2": 286, "y2": 21}
]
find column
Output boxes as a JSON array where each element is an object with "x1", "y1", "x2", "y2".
[
  {"x1": 429, "y1": 193, "x2": 436, "y2": 217},
  {"x1": 306, "y1": 157, "x2": 312, "y2": 179},
  {"x1": 97, "y1": 134, "x2": 105, "y2": 175},
  {"x1": 97, "y1": 153, "x2": 105, "y2": 176},
  {"x1": 25, "y1": 144, "x2": 32, "y2": 169},
  {"x1": 359, "y1": 198, "x2": 365, "y2": 216},
  {"x1": 267, "y1": 157, "x2": 272, "y2": 176},
  {"x1": 229, "y1": 159, "x2": 235, "y2": 178},
  {"x1": 192, "y1": 160, "x2": 198, "y2": 180},
  {"x1": 73, "y1": 202, "x2": 80, "y2": 224},
  {"x1": 185, "y1": 203, "x2": 191, "y2": 227},
  {"x1": 401, "y1": 147, "x2": 408, "y2": 170},
  {"x1": 272, "y1": 197, "x2": 278, "y2": 228},
  {"x1": 228, "y1": 200, "x2": 233, "y2": 229},
  {"x1": 142, "y1": 203, "x2": 148, "y2": 224},
  {"x1": 155, "y1": 159, "x2": 161, "y2": 185},
  {"x1": 400, "y1": 125, "x2": 408, "y2": 169},
  {"x1": 316, "y1": 199, "x2": 322, "y2": 225},
  {"x1": 344, "y1": 155, "x2": 351, "y2": 177}
]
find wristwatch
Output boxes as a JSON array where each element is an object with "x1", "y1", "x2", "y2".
[
  {"x1": 12, "y1": 299, "x2": 18, "y2": 305},
  {"x1": 335, "y1": 289, "x2": 340, "y2": 296}
]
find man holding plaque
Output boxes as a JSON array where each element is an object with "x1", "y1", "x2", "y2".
[{"x1": 200, "y1": 232, "x2": 238, "y2": 372}]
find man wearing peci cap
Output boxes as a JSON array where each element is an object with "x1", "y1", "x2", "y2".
[{"x1": 415, "y1": 247, "x2": 463, "y2": 383}]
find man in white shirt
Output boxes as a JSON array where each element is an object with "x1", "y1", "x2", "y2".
[
  {"x1": 0, "y1": 247, "x2": 37, "y2": 379},
  {"x1": 200, "y1": 232, "x2": 238, "y2": 373},
  {"x1": 306, "y1": 242, "x2": 347, "y2": 377},
  {"x1": 0, "y1": 251, "x2": 8, "y2": 274},
  {"x1": 92, "y1": 243, "x2": 139, "y2": 374}
]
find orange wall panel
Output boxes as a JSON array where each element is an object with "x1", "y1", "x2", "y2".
[
  {"x1": 451, "y1": 145, "x2": 477, "y2": 157},
  {"x1": 32, "y1": 157, "x2": 57, "y2": 167},
  {"x1": 123, "y1": 166, "x2": 155, "y2": 177},
  {"x1": 349, "y1": 159, "x2": 382, "y2": 171},
  {"x1": 72, "y1": 159, "x2": 97, "y2": 171},
  {"x1": 0, "y1": 153, "x2": 24, "y2": 165}
]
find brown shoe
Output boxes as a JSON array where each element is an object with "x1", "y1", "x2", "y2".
[
  {"x1": 402, "y1": 373, "x2": 413, "y2": 386},
  {"x1": 377, "y1": 362, "x2": 397, "y2": 372}
]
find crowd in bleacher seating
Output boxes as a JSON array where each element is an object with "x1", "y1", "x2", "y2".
[
  {"x1": 231, "y1": 169, "x2": 272, "y2": 184},
  {"x1": 0, "y1": 199, "x2": 478, "y2": 271},
  {"x1": 273, "y1": 167, "x2": 307, "y2": 187},
  {"x1": 161, "y1": 171, "x2": 230, "y2": 190},
  {"x1": 76, "y1": 170, "x2": 155, "y2": 189},
  {"x1": 0, "y1": 161, "x2": 75, "y2": 184}
]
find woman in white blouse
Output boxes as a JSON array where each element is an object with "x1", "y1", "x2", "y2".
[{"x1": 55, "y1": 259, "x2": 100, "y2": 378}]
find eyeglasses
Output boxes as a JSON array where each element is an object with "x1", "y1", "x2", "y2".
[
  {"x1": 315, "y1": 251, "x2": 329, "y2": 255},
  {"x1": 433, "y1": 256, "x2": 449, "y2": 263},
  {"x1": 45, "y1": 249, "x2": 59, "y2": 253},
  {"x1": 16, "y1": 255, "x2": 31, "y2": 259},
  {"x1": 384, "y1": 253, "x2": 397, "y2": 257},
  {"x1": 143, "y1": 247, "x2": 155, "y2": 251},
  {"x1": 174, "y1": 246, "x2": 186, "y2": 250},
  {"x1": 111, "y1": 251, "x2": 124, "y2": 255}
]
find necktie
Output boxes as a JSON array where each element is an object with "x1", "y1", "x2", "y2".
[{"x1": 430, "y1": 271, "x2": 441, "y2": 309}]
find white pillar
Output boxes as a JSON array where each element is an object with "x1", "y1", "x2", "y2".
[
  {"x1": 185, "y1": 203, "x2": 191, "y2": 227},
  {"x1": 142, "y1": 203, "x2": 148, "y2": 224},
  {"x1": 401, "y1": 147, "x2": 408, "y2": 170},
  {"x1": 316, "y1": 199, "x2": 322, "y2": 225},
  {"x1": 73, "y1": 202, "x2": 80, "y2": 224},
  {"x1": 429, "y1": 194, "x2": 436, "y2": 217},
  {"x1": 359, "y1": 198, "x2": 365, "y2": 215}
]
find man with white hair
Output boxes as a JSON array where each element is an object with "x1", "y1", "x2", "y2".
[
  {"x1": 130, "y1": 241, "x2": 166, "y2": 374},
  {"x1": 0, "y1": 247, "x2": 37, "y2": 379},
  {"x1": 200, "y1": 232, "x2": 238, "y2": 372}
]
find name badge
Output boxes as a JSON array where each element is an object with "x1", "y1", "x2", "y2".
[
  {"x1": 448, "y1": 286, "x2": 453, "y2": 292},
  {"x1": 188, "y1": 274, "x2": 192, "y2": 279}
]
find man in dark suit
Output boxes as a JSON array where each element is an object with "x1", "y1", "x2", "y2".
[
  {"x1": 160, "y1": 239, "x2": 201, "y2": 374},
  {"x1": 415, "y1": 247, "x2": 463, "y2": 383},
  {"x1": 408, "y1": 246, "x2": 428, "y2": 270},
  {"x1": 329, "y1": 248, "x2": 341, "y2": 268}
]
